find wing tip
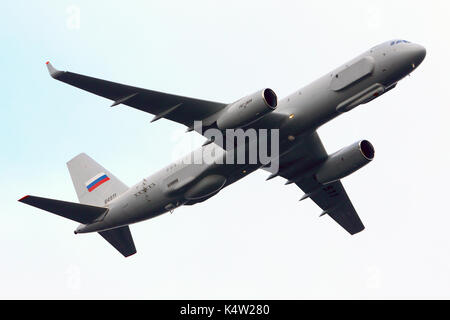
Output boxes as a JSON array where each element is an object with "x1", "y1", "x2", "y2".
[
  {"x1": 124, "y1": 250, "x2": 137, "y2": 258},
  {"x1": 45, "y1": 61, "x2": 63, "y2": 78},
  {"x1": 18, "y1": 195, "x2": 30, "y2": 202},
  {"x1": 349, "y1": 225, "x2": 365, "y2": 235}
]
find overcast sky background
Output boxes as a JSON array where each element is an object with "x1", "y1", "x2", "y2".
[{"x1": 2, "y1": 0, "x2": 450, "y2": 299}]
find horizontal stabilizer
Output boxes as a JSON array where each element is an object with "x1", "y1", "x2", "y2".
[
  {"x1": 19, "y1": 195, "x2": 107, "y2": 224},
  {"x1": 99, "y1": 226, "x2": 136, "y2": 257}
]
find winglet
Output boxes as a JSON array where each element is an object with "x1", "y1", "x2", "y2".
[{"x1": 45, "y1": 61, "x2": 63, "y2": 79}]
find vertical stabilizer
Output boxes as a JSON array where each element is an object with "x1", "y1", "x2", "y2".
[{"x1": 67, "y1": 153, "x2": 128, "y2": 207}]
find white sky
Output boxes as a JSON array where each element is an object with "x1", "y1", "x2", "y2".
[{"x1": 2, "y1": 0, "x2": 450, "y2": 299}]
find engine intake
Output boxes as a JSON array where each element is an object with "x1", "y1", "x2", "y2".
[
  {"x1": 315, "y1": 140, "x2": 375, "y2": 185},
  {"x1": 216, "y1": 88, "x2": 277, "y2": 130}
]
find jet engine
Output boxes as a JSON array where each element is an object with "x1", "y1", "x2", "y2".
[
  {"x1": 315, "y1": 140, "x2": 375, "y2": 185},
  {"x1": 216, "y1": 88, "x2": 277, "y2": 130}
]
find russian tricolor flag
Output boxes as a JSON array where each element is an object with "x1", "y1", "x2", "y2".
[{"x1": 85, "y1": 173, "x2": 110, "y2": 192}]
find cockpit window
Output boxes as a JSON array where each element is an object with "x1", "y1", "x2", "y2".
[{"x1": 391, "y1": 40, "x2": 410, "y2": 45}]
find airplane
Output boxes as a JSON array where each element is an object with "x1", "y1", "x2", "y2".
[{"x1": 19, "y1": 39, "x2": 426, "y2": 257}]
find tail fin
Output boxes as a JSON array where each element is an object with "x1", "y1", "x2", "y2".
[
  {"x1": 19, "y1": 195, "x2": 136, "y2": 257},
  {"x1": 66, "y1": 153, "x2": 137, "y2": 257},
  {"x1": 67, "y1": 153, "x2": 128, "y2": 206},
  {"x1": 19, "y1": 153, "x2": 137, "y2": 257}
]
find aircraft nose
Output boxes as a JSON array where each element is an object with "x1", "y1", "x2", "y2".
[{"x1": 407, "y1": 43, "x2": 426, "y2": 68}]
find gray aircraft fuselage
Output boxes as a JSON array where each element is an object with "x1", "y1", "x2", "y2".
[{"x1": 75, "y1": 40, "x2": 426, "y2": 234}]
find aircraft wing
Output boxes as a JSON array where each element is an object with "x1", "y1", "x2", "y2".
[
  {"x1": 294, "y1": 179, "x2": 365, "y2": 235},
  {"x1": 45, "y1": 62, "x2": 227, "y2": 127},
  {"x1": 269, "y1": 132, "x2": 365, "y2": 235}
]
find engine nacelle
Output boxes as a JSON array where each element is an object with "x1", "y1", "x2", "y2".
[
  {"x1": 315, "y1": 140, "x2": 375, "y2": 185},
  {"x1": 216, "y1": 88, "x2": 277, "y2": 130},
  {"x1": 184, "y1": 175, "x2": 227, "y2": 200}
]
